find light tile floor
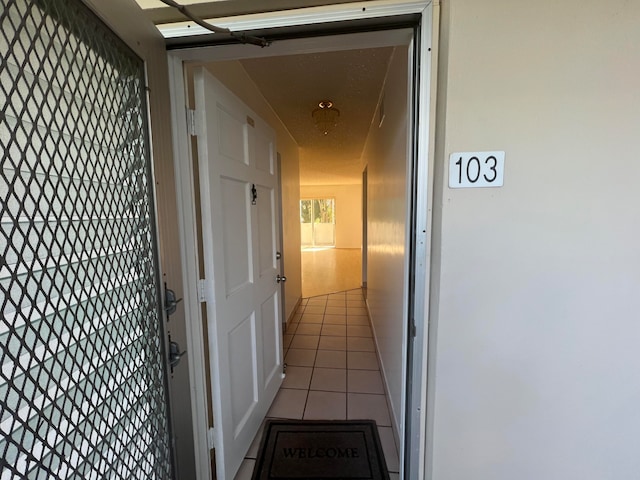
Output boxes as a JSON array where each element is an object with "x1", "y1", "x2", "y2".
[{"x1": 234, "y1": 289, "x2": 400, "y2": 480}]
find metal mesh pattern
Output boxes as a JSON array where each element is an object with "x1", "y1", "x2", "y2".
[{"x1": 0, "y1": 1, "x2": 172, "y2": 478}]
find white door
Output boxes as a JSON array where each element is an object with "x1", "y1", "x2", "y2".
[{"x1": 194, "y1": 68, "x2": 284, "y2": 480}]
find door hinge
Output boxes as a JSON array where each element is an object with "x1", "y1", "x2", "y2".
[
  {"x1": 187, "y1": 108, "x2": 197, "y2": 136},
  {"x1": 198, "y1": 279, "x2": 207, "y2": 303},
  {"x1": 410, "y1": 318, "x2": 417, "y2": 338},
  {"x1": 207, "y1": 427, "x2": 216, "y2": 450},
  {"x1": 168, "y1": 335, "x2": 187, "y2": 374},
  {"x1": 164, "y1": 282, "x2": 182, "y2": 318}
]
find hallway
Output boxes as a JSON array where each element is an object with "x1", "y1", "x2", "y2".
[{"x1": 234, "y1": 289, "x2": 400, "y2": 479}]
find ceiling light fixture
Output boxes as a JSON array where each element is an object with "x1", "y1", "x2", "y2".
[{"x1": 312, "y1": 100, "x2": 340, "y2": 135}]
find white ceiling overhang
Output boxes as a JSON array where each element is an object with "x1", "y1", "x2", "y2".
[{"x1": 137, "y1": 0, "x2": 427, "y2": 39}]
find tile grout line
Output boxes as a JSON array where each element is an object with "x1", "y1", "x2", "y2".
[
  {"x1": 345, "y1": 313, "x2": 349, "y2": 420},
  {"x1": 302, "y1": 311, "x2": 322, "y2": 420}
]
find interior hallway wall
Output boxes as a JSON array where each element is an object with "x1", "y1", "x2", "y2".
[
  {"x1": 361, "y1": 46, "x2": 410, "y2": 436},
  {"x1": 428, "y1": 1, "x2": 640, "y2": 478},
  {"x1": 300, "y1": 184, "x2": 362, "y2": 249},
  {"x1": 204, "y1": 61, "x2": 303, "y2": 322}
]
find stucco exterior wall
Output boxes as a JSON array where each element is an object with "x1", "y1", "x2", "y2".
[{"x1": 427, "y1": 1, "x2": 640, "y2": 478}]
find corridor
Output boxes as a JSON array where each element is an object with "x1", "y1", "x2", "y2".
[{"x1": 234, "y1": 289, "x2": 400, "y2": 479}]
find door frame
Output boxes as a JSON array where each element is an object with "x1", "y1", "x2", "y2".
[
  {"x1": 276, "y1": 153, "x2": 287, "y2": 329},
  {"x1": 362, "y1": 166, "x2": 368, "y2": 291},
  {"x1": 167, "y1": 2, "x2": 437, "y2": 478}
]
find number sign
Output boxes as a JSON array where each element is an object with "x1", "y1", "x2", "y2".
[{"x1": 449, "y1": 151, "x2": 505, "y2": 188}]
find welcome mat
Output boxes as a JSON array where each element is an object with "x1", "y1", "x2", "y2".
[{"x1": 252, "y1": 419, "x2": 390, "y2": 480}]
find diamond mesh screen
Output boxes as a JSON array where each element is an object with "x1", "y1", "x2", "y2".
[{"x1": 0, "y1": 1, "x2": 173, "y2": 478}]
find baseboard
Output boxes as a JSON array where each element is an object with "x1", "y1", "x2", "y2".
[
  {"x1": 285, "y1": 296, "x2": 302, "y2": 331},
  {"x1": 363, "y1": 299, "x2": 401, "y2": 459}
]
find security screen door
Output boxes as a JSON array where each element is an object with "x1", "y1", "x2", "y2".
[
  {"x1": 194, "y1": 68, "x2": 284, "y2": 480},
  {"x1": 0, "y1": 1, "x2": 173, "y2": 479}
]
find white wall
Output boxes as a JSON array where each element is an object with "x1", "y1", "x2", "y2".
[
  {"x1": 203, "y1": 61, "x2": 303, "y2": 322},
  {"x1": 361, "y1": 46, "x2": 410, "y2": 435},
  {"x1": 300, "y1": 184, "x2": 362, "y2": 249},
  {"x1": 428, "y1": 1, "x2": 640, "y2": 478}
]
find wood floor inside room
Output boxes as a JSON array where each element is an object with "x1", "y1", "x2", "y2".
[{"x1": 301, "y1": 247, "x2": 362, "y2": 298}]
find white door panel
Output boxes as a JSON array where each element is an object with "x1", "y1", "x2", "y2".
[
  {"x1": 195, "y1": 67, "x2": 283, "y2": 480},
  {"x1": 227, "y1": 313, "x2": 258, "y2": 432},
  {"x1": 217, "y1": 106, "x2": 249, "y2": 165},
  {"x1": 220, "y1": 177, "x2": 253, "y2": 294},
  {"x1": 253, "y1": 128, "x2": 275, "y2": 174}
]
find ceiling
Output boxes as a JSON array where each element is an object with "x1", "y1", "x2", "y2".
[
  {"x1": 240, "y1": 48, "x2": 392, "y2": 185},
  {"x1": 135, "y1": 0, "x2": 393, "y2": 186}
]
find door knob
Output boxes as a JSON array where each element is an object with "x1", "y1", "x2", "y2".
[{"x1": 276, "y1": 274, "x2": 287, "y2": 283}]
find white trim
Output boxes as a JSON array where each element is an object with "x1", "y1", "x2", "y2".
[
  {"x1": 421, "y1": 6, "x2": 440, "y2": 479},
  {"x1": 159, "y1": 0, "x2": 427, "y2": 38},
  {"x1": 401, "y1": 35, "x2": 417, "y2": 479},
  {"x1": 168, "y1": 55, "x2": 212, "y2": 480},
  {"x1": 169, "y1": 28, "x2": 414, "y2": 63},
  {"x1": 406, "y1": 5, "x2": 437, "y2": 479}
]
